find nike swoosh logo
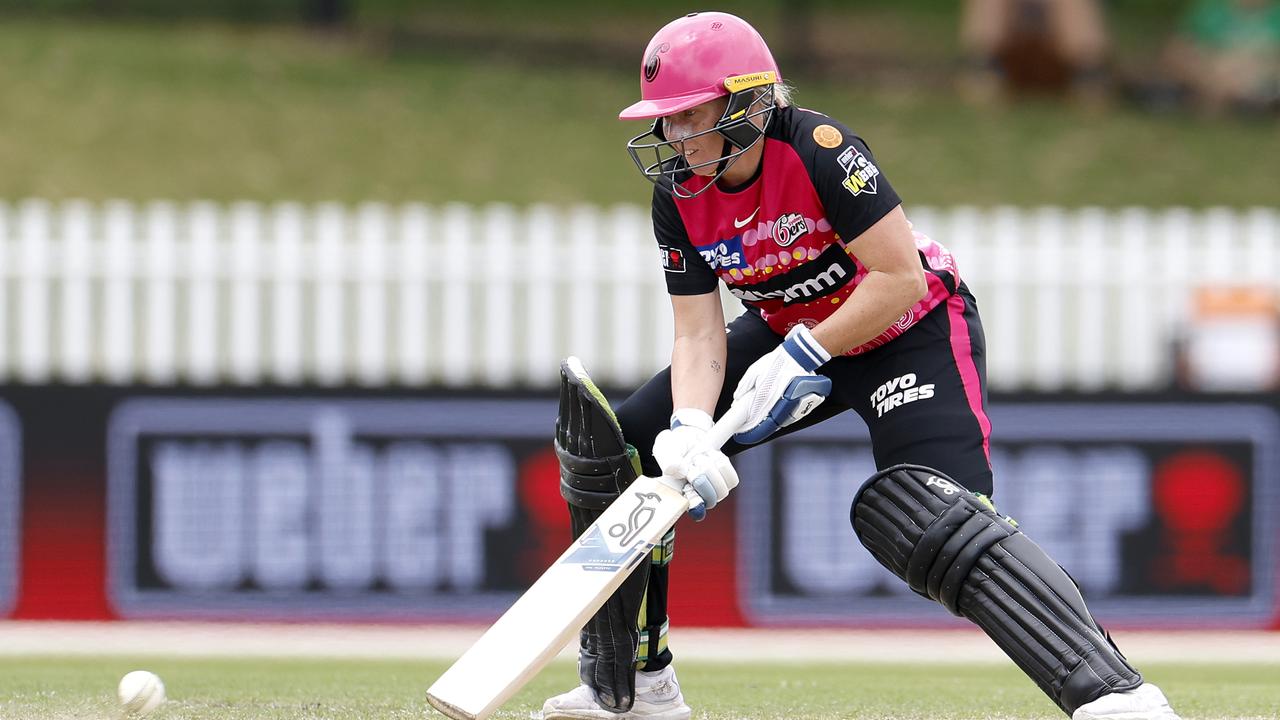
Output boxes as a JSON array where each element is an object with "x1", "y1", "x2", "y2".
[{"x1": 733, "y1": 208, "x2": 760, "y2": 229}]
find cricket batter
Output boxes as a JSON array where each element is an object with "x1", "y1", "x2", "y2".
[{"x1": 548, "y1": 11, "x2": 1180, "y2": 720}]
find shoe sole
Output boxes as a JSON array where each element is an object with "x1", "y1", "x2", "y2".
[
  {"x1": 1074, "y1": 711, "x2": 1180, "y2": 720},
  {"x1": 541, "y1": 707, "x2": 691, "y2": 720}
]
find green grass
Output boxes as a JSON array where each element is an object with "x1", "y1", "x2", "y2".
[
  {"x1": 0, "y1": 19, "x2": 1277, "y2": 207},
  {"x1": 1, "y1": 657, "x2": 1277, "y2": 719}
]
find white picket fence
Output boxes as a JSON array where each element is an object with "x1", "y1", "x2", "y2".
[{"x1": 0, "y1": 200, "x2": 1275, "y2": 390}]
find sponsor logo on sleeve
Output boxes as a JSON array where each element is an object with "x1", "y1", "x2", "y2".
[
  {"x1": 812, "y1": 124, "x2": 843, "y2": 149},
  {"x1": 659, "y1": 245, "x2": 686, "y2": 273},
  {"x1": 837, "y1": 145, "x2": 880, "y2": 196}
]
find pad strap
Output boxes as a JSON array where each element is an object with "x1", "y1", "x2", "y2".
[
  {"x1": 556, "y1": 442, "x2": 641, "y2": 509},
  {"x1": 851, "y1": 464, "x2": 1142, "y2": 715}
]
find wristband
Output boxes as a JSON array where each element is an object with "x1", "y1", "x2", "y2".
[
  {"x1": 782, "y1": 325, "x2": 832, "y2": 372},
  {"x1": 670, "y1": 407, "x2": 713, "y2": 431}
]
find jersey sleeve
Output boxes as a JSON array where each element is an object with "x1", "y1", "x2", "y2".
[
  {"x1": 651, "y1": 184, "x2": 719, "y2": 295},
  {"x1": 794, "y1": 117, "x2": 902, "y2": 245}
]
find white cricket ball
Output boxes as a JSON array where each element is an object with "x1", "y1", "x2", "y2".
[{"x1": 117, "y1": 670, "x2": 166, "y2": 716}]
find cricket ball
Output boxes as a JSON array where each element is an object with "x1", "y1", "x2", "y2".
[{"x1": 118, "y1": 670, "x2": 166, "y2": 716}]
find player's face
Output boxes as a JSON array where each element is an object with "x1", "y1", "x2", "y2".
[{"x1": 662, "y1": 98, "x2": 730, "y2": 176}]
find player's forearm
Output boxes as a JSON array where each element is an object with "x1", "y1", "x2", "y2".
[
  {"x1": 810, "y1": 269, "x2": 926, "y2": 356},
  {"x1": 670, "y1": 331, "x2": 727, "y2": 415}
]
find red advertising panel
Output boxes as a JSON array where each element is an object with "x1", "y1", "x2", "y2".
[
  {"x1": 739, "y1": 403, "x2": 1279, "y2": 628},
  {"x1": 107, "y1": 398, "x2": 565, "y2": 620},
  {"x1": 2, "y1": 388, "x2": 1278, "y2": 629}
]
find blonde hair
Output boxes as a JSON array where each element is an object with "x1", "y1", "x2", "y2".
[{"x1": 772, "y1": 80, "x2": 795, "y2": 107}]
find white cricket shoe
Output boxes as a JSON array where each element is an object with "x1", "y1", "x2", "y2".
[
  {"x1": 1072, "y1": 683, "x2": 1181, "y2": 720},
  {"x1": 540, "y1": 665, "x2": 691, "y2": 720}
]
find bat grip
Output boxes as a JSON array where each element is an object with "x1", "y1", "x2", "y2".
[
  {"x1": 681, "y1": 401, "x2": 749, "y2": 521},
  {"x1": 707, "y1": 401, "x2": 749, "y2": 451}
]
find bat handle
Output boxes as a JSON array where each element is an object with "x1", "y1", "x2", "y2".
[
  {"x1": 707, "y1": 401, "x2": 749, "y2": 451},
  {"x1": 681, "y1": 401, "x2": 749, "y2": 522}
]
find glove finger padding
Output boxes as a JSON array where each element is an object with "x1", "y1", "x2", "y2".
[
  {"x1": 688, "y1": 451, "x2": 739, "y2": 509},
  {"x1": 651, "y1": 426, "x2": 701, "y2": 481}
]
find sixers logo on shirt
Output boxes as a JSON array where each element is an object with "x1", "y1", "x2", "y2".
[
  {"x1": 837, "y1": 145, "x2": 880, "y2": 197},
  {"x1": 698, "y1": 236, "x2": 747, "y2": 270},
  {"x1": 772, "y1": 213, "x2": 809, "y2": 247}
]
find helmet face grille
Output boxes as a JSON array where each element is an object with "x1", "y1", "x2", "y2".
[{"x1": 625, "y1": 86, "x2": 775, "y2": 199}]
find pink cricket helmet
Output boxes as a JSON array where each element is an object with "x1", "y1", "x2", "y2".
[
  {"x1": 621, "y1": 12, "x2": 783, "y2": 198},
  {"x1": 619, "y1": 12, "x2": 782, "y2": 120}
]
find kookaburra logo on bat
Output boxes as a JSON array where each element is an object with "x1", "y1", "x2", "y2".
[{"x1": 609, "y1": 491, "x2": 661, "y2": 546}]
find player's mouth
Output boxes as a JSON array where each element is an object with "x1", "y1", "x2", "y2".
[{"x1": 684, "y1": 146, "x2": 711, "y2": 164}]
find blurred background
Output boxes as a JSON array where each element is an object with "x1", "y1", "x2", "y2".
[{"x1": 0, "y1": 0, "x2": 1277, "y2": 641}]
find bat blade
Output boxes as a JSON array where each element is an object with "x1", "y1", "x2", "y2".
[{"x1": 426, "y1": 475, "x2": 689, "y2": 720}]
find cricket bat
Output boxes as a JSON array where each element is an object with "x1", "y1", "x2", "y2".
[{"x1": 426, "y1": 402, "x2": 748, "y2": 720}]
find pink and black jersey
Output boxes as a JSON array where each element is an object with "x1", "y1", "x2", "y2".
[{"x1": 653, "y1": 105, "x2": 959, "y2": 355}]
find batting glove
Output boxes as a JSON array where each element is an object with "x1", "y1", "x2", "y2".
[
  {"x1": 732, "y1": 325, "x2": 833, "y2": 445},
  {"x1": 652, "y1": 408, "x2": 740, "y2": 520}
]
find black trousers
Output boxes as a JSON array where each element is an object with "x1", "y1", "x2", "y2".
[
  {"x1": 617, "y1": 283, "x2": 994, "y2": 496},
  {"x1": 608, "y1": 284, "x2": 993, "y2": 673}
]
